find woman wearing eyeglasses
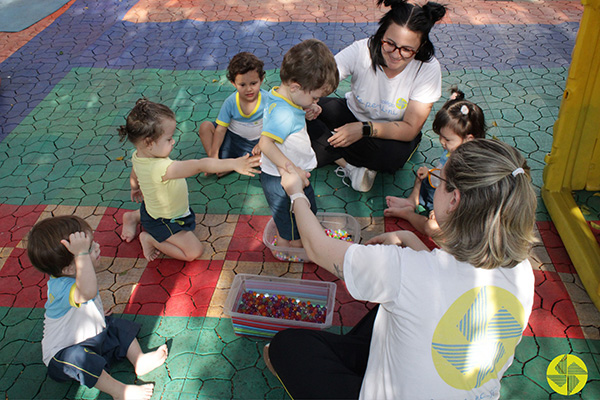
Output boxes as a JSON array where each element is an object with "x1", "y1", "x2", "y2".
[{"x1": 307, "y1": 0, "x2": 446, "y2": 192}]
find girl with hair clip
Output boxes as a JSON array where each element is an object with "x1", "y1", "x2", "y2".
[
  {"x1": 385, "y1": 87, "x2": 487, "y2": 236},
  {"x1": 264, "y1": 139, "x2": 536, "y2": 399},
  {"x1": 307, "y1": 0, "x2": 446, "y2": 192}
]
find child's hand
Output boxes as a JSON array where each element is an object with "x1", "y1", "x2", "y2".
[
  {"x1": 61, "y1": 231, "x2": 92, "y2": 257},
  {"x1": 416, "y1": 166, "x2": 429, "y2": 181},
  {"x1": 278, "y1": 162, "x2": 310, "y2": 195},
  {"x1": 234, "y1": 154, "x2": 261, "y2": 177},
  {"x1": 304, "y1": 104, "x2": 322, "y2": 121},
  {"x1": 131, "y1": 188, "x2": 144, "y2": 203},
  {"x1": 251, "y1": 144, "x2": 262, "y2": 156}
]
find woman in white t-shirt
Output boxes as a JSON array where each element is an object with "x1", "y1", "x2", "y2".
[
  {"x1": 308, "y1": 0, "x2": 446, "y2": 192},
  {"x1": 264, "y1": 139, "x2": 537, "y2": 400}
]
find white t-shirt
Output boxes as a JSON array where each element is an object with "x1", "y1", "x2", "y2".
[
  {"x1": 336, "y1": 38, "x2": 442, "y2": 122},
  {"x1": 343, "y1": 244, "x2": 534, "y2": 400},
  {"x1": 42, "y1": 276, "x2": 106, "y2": 365}
]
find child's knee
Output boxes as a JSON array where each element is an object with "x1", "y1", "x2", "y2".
[{"x1": 184, "y1": 242, "x2": 203, "y2": 261}]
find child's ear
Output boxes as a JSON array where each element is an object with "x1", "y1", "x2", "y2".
[
  {"x1": 289, "y1": 82, "x2": 302, "y2": 92},
  {"x1": 464, "y1": 134, "x2": 475, "y2": 142}
]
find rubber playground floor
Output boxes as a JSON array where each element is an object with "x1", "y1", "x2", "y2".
[{"x1": 1, "y1": 0, "x2": 600, "y2": 398}]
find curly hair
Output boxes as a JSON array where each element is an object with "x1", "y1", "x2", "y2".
[{"x1": 117, "y1": 98, "x2": 175, "y2": 145}]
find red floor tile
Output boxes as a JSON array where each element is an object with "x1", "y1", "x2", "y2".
[{"x1": 124, "y1": 258, "x2": 222, "y2": 317}]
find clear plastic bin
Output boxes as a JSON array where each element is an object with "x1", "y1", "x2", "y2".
[
  {"x1": 262, "y1": 212, "x2": 361, "y2": 263},
  {"x1": 224, "y1": 274, "x2": 337, "y2": 338}
]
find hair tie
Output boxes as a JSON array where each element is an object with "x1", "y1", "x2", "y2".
[
  {"x1": 512, "y1": 167, "x2": 524, "y2": 177},
  {"x1": 460, "y1": 105, "x2": 469, "y2": 115}
]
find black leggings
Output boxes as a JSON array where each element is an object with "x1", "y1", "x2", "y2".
[
  {"x1": 269, "y1": 305, "x2": 379, "y2": 399},
  {"x1": 307, "y1": 97, "x2": 421, "y2": 173}
]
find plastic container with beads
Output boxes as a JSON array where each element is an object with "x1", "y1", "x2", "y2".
[
  {"x1": 262, "y1": 212, "x2": 361, "y2": 263},
  {"x1": 224, "y1": 274, "x2": 337, "y2": 338}
]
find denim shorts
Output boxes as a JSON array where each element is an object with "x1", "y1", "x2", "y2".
[
  {"x1": 419, "y1": 178, "x2": 436, "y2": 212},
  {"x1": 213, "y1": 122, "x2": 259, "y2": 159},
  {"x1": 47, "y1": 316, "x2": 140, "y2": 388},
  {"x1": 140, "y1": 202, "x2": 196, "y2": 242},
  {"x1": 260, "y1": 172, "x2": 317, "y2": 241}
]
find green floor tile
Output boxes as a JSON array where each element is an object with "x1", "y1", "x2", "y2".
[
  {"x1": 501, "y1": 374, "x2": 549, "y2": 399},
  {"x1": 198, "y1": 379, "x2": 232, "y2": 399},
  {"x1": 189, "y1": 354, "x2": 235, "y2": 380},
  {"x1": 232, "y1": 367, "x2": 270, "y2": 399},
  {"x1": 196, "y1": 329, "x2": 226, "y2": 355},
  {"x1": 222, "y1": 338, "x2": 259, "y2": 369}
]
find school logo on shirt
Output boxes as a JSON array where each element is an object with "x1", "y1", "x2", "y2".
[
  {"x1": 395, "y1": 97, "x2": 408, "y2": 110},
  {"x1": 431, "y1": 286, "x2": 525, "y2": 390}
]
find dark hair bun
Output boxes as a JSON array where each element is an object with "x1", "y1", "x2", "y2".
[
  {"x1": 423, "y1": 2, "x2": 446, "y2": 23},
  {"x1": 377, "y1": 0, "x2": 409, "y2": 8}
]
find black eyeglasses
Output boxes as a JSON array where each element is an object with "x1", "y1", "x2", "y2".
[
  {"x1": 381, "y1": 39, "x2": 418, "y2": 59},
  {"x1": 427, "y1": 168, "x2": 449, "y2": 189}
]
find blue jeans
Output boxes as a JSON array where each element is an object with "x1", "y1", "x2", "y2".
[
  {"x1": 419, "y1": 178, "x2": 435, "y2": 212},
  {"x1": 217, "y1": 125, "x2": 259, "y2": 159},
  {"x1": 260, "y1": 172, "x2": 317, "y2": 241}
]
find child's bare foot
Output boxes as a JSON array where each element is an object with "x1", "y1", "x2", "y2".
[
  {"x1": 384, "y1": 205, "x2": 415, "y2": 218},
  {"x1": 121, "y1": 211, "x2": 140, "y2": 242},
  {"x1": 385, "y1": 195, "x2": 414, "y2": 210},
  {"x1": 139, "y1": 232, "x2": 161, "y2": 261},
  {"x1": 135, "y1": 344, "x2": 168, "y2": 376},
  {"x1": 121, "y1": 383, "x2": 154, "y2": 400}
]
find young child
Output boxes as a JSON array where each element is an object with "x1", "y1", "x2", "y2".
[
  {"x1": 198, "y1": 52, "x2": 268, "y2": 175},
  {"x1": 28, "y1": 216, "x2": 168, "y2": 400},
  {"x1": 259, "y1": 39, "x2": 339, "y2": 251},
  {"x1": 384, "y1": 88, "x2": 486, "y2": 236},
  {"x1": 119, "y1": 99, "x2": 260, "y2": 262},
  {"x1": 267, "y1": 139, "x2": 537, "y2": 399}
]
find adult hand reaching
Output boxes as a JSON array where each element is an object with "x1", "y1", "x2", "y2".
[{"x1": 278, "y1": 162, "x2": 311, "y2": 196}]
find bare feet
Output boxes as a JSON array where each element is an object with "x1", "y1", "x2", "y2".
[
  {"x1": 384, "y1": 205, "x2": 415, "y2": 218},
  {"x1": 263, "y1": 344, "x2": 276, "y2": 376},
  {"x1": 139, "y1": 232, "x2": 161, "y2": 262},
  {"x1": 385, "y1": 195, "x2": 414, "y2": 210},
  {"x1": 121, "y1": 210, "x2": 140, "y2": 242},
  {"x1": 121, "y1": 383, "x2": 154, "y2": 400},
  {"x1": 135, "y1": 344, "x2": 169, "y2": 376}
]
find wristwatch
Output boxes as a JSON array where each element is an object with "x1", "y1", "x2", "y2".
[
  {"x1": 289, "y1": 192, "x2": 309, "y2": 212},
  {"x1": 362, "y1": 121, "x2": 373, "y2": 137}
]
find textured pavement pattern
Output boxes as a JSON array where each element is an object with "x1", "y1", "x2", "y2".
[{"x1": 1, "y1": 0, "x2": 600, "y2": 399}]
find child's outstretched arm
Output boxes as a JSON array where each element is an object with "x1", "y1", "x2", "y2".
[
  {"x1": 162, "y1": 154, "x2": 261, "y2": 180},
  {"x1": 61, "y1": 232, "x2": 98, "y2": 303}
]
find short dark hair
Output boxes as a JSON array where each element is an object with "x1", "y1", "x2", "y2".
[
  {"x1": 27, "y1": 216, "x2": 93, "y2": 277},
  {"x1": 432, "y1": 87, "x2": 487, "y2": 139},
  {"x1": 280, "y1": 39, "x2": 339, "y2": 94},
  {"x1": 117, "y1": 98, "x2": 176, "y2": 146},
  {"x1": 226, "y1": 52, "x2": 266, "y2": 82},
  {"x1": 369, "y1": 0, "x2": 446, "y2": 70}
]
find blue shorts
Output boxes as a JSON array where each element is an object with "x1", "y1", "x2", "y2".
[
  {"x1": 260, "y1": 172, "x2": 317, "y2": 241},
  {"x1": 212, "y1": 122, "x2": 259, "y2": 159},
  {"x1": 419, "y1": 178, "x2": 435, "y2": 212},
  {"x1": 140, "y1": 202, "x2": 196, "y2": 243},
  {"x1": 47, "y1": 316, "x2": 140, "y2": 388}
]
